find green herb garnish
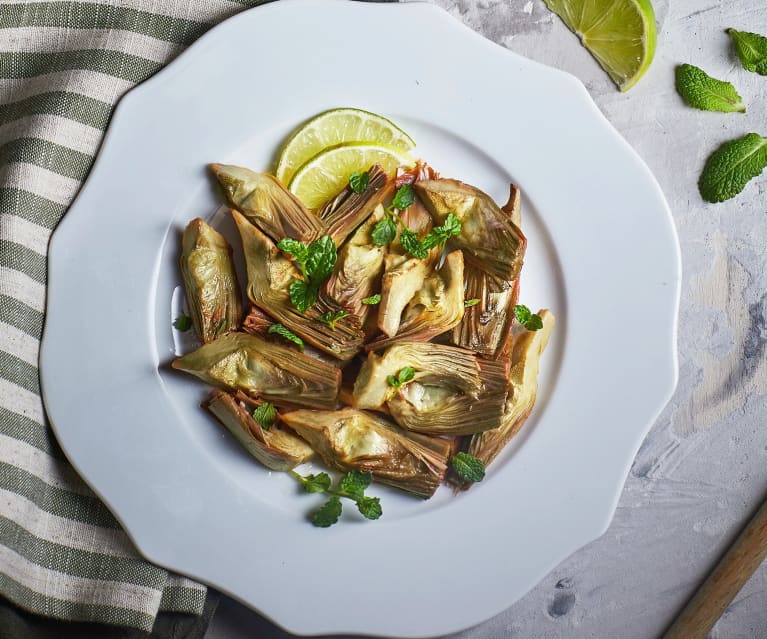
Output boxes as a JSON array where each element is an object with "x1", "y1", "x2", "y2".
[
  {"x1": 514, "y1": 304, "x2": 543, "y2": 331},
  {"x1": 398, "y1": 213, "x2": 462, "y2": 259},
  {"x1": 349, "y1": 171, "x2": 370, "y2": 193},
  {"x1": 464, "y1": 298, "x2": 480, "y2": 308},
  {"x1": 173, "y1": 313, "x2": 192, "y2": 331},
  {"x1": 698, "y1": 133, "x2": 767, "y2": 203},
  {"x1": 727, "y1": 28, "x2": 767, "y2": 75},
  {"x1": 450, "y1": 452, "x2": 486, "y2": 483},
  {"x1": 390, "y1": 184, "x2": 415, "y2": 211},
  {"x1": 291, "y1": 469, "x2": 382, "y2": 527},
  {"x1": 361, "y1": 293, "x2": 381, "y2": 305},
  {"x1": 675, "y1": 64, "x2": 745, "y2": 113},
  {"x1": 252, "y1": 402, "x2": 276, "y2": 431},
  {"x1": 268, "y1": 323, "x2": 304, "y2": 349},
  {"x1": 317, "y1": 309, "x2": 349, "y2": 330},
  {"x1": 278, "y1": 235, "x2": 338, "y2": 312},
  {"x1": 387, "y1": 366, "x2": 416, "y2": 389},
  {"x1": 371, "y1": 216, "x2": 398, "y2": 246}
]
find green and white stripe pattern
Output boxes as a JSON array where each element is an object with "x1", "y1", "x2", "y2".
[{"x1": 0, "y1": 0, "x2": 269, "y2": 631}]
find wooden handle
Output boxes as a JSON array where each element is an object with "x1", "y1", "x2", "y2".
[{"x1": 662, "y1": 497, "x2": 767, "y2": 639}]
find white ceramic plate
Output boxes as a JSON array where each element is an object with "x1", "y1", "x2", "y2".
[{"x1": 40, "y1": 1, "x2": 680, "y2": 636}]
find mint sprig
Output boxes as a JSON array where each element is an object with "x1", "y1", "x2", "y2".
[
  {"x1": 450, "y1": 452, "x2": 486, "y2": 483},
  {"x1": 349, "y1": 171, "x2": 370, "y2": 194},
  {"x1": 277, "y1": 235, "x2": 337, "y2": 313},
  {"x1": 387, "y1": 366, "x2": 415, "y2": 389},
  {"x1": 267, "y1": 323, "x2": 304, "y2": 349},
  {"x1": 291, "y1": 469, "x2": 382, "y2": 527},
  {"x1": 675, "y1": 64, "x2": 745, "y2": 113},
  {"x1": 727, "y1": 28, "x2": 767, "y2": 75},
  {"x1": 317, "y1": 309, "x2": 349, "y2": 330},
  {"x1": 514, "y1": 304, "x2": 543, "y2": 331},
  {"x1": 173, "y1": 313, "x2": 192, "y2": 331},
  {"x1": 698, "y1": 133, "x2": 767, "y2": 203},
  {"x1": 252, "y1": 402, "x2": 276, "y2": 431},
  {"x1": 361, "y1": 293, "x2": 381, "y2": 305}
]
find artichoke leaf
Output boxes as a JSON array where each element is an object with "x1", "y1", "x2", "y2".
[
  {"x1": 172, "y1": 332, "x2": 341, "y2": 409},
  {"x1": 322, "y1": 204, "x2": 386, "y2": 327},
  {"x1": 180, "y1": 218, "x2": 242, "y2": 343},
  {"x1": 369, "y1": 250, "x2": 464, "y2": 350},
  {"x1": 211, "y1": 164, "x2": 325, "y2": 243},
  {"x1": 204, "y1": 390, "x2": 314, "y2": 471},
  {"x1": 280, "y1": 408, "x2": 452, "y2": 499},
  {"x1": 467, "y1": 309, "x2": 555, "y2": 468},
  {"x1": 414, "y1": 178, "x2": 526, "y2": 281},
  {"x1": 233, "y1": 210, "x2": 365, "y2": 360},
  {"x1": 318, "y1": 164, "x2": 394, "y2": 245}
]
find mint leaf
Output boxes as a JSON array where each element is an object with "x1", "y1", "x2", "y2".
[
  {"x1": 361, "y1": 293, "x2": 381, "y2": 305},
  {"x1": 400, "y1": 227, "x2": 428, "y2": 259},
  {"x1": 305, "y1": 235, "x2": 337, "y2": 283},
  {"x1": 675, "y1": 64, "x2": 745, "y2": 113},
  {"x1": 251, "y1": 402, "x2": 276, "y2": 430},
  {"x1": 514, "y1": 304, "x2": 532, "y2": 325},
  {"x1": 297, "y1": 472, "x2": 332, "y2": 493},
  {"x1": 371, "y1": 216, "x2": 397, "y2": 246},
  {"x1": 727, "y1": 29, "x2": 767, "y2": 75},
  {"x1": 267, "y1": 323, "x2": 304, "y2": 349},
  {"x1": 386, "y1": 374, "x2": 398, "y2": 387},
  {"x1": 349, "y1": 171, "x2": 370, "y2": 193},
  {"x1": 277, "y1": 238, "x2": 309, "y2": 272},
  {"x1": 698, "y1": 133, "x2": 767, "y2": 203},
  {"x1": 173, "y1": 313, "x2": 192, "y2": 331},
  {"x1": 311, "y1": 496, "x2": 342, "y2": 527},
  {"x1": 356, "y1": 496, "x2": 382, "y2": 520},
  {"x1": 431, "y1": 212, "x2": 462, "y2": 243},
  {"x1": 339, "y1": 470, "x2": 372, "y2": 500},
  {"x1": 525, "y1": 314, "x2": 543, "y2": 331},
  {"x1": 464, "y1": 298, "x2": 480, "y2": 308},
  {"x1": 289, "y1": 280, "x2": 317, "y2": 313},
  {"x1": 317, "y1": 309, "x2": 349, "y2": 330},
  {"x1": 391, "y1": 184, "x2": 415, "y2": 210},
  {"x1": 450, "y1": 452, "x2": 486, "y2": 483},
  {"x1": 398, "y1": 366, "x2": 415, "y2": 385}
]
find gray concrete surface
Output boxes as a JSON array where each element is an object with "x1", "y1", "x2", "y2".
[{"x1": 206, "y1": 1, "x2": 767, "y2": 637}]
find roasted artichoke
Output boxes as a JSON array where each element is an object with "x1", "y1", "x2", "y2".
[
  {"x1": 172, "y1": 332, "x2": 341, "y2": 409},
  {"x1": 204, "y1": 390, "x2": 314, "y2": 471},
  {"x1": 280, "y1": 408, "x2": 452, "y2": 498},
  {"x1": 211, "y1": 164, "x2": 325, "y2": 243},
  {"x1": 415, "y1": 178, "x2": 526, "y2": 281},
  {"x1": 179, "y1": 218, "x2": 242, "y2": 343}
]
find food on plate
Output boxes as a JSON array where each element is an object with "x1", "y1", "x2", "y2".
[
  {"x1": 179, "y1": 218, "x2": 242, "y2": 343},
  {"x1": 171, "y1": 109, "x2": 554, "y2": 525}
]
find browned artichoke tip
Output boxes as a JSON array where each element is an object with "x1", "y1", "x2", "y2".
[
  {"x1": 241, "y1": 304, "x2": 275, "y2": 338},
  {"x1": 210, "y1": 163, "x2": 325, "y2": 243},
  {"x1": 279, "y1": 408, "x2": 452, "y2": 499},
  {"x1": 231, "y1": 209, "x2": 365, "y2": 361},
  {"x1": 203, "y1": 390, "x2": 314, "y2": 471},
  {"x1": 466, "y1": 309, "x2": 555, "y2": 469},
  {"x1": 179, "y1": 218, "x2": 242, "y2": 343},
  {"x1": 452, "y1": 266, "x2": 519, "y2": 358},
  {"x1": 322, "y1": 203, "x2": 386, "y2": 326},
  {"x1": 171, "y1": 332, "x2": 341, "y2": 410},
  {"x1": 414, "y1": 178, "x2": 527, "y2": 282},
  {"x1": 318, "y1": 164, "x2": 395, "y2": 245},
  {"x1": 369, "y1": 250, "x2": 465, "y2": 350},
  {"x1": 501, "y1": 183, "x2": 522, "y2": 228}
]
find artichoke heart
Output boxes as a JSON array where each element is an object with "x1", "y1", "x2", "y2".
[
  {"x1": 377, "y1": 255, "x2": 431, "y2": 338},
  {"x1": 172, "y1": 332, "x2": 341, "y2": 409},
  {"x1": 415, "y1": 178, "x2": 526, "y2": 281},
  {"x1": 180, "y1": 218, "x2": 242, "y2": 343},
  {"x1": 452, "y1": 265, "x2": 519, "y2": 358},
  {"x1": 318, "y1": 164, "x2": 394, "y2": 245},
  {"x1": 322, "y1": 204, "x2": 386, "y2": 327},
  {"x1": 280, "y1": 408, "x2": 452, "y2": 499},
  {"x1": 369, "y1": 250, "x2": 464, "y2": 350},
  {"x1": 467, "y1": 309, "x2": 555, "y2": 467},
  {"x1": 233, "y1": 210, "x2": 365, "y2": 360},
  {"x1": 210, "y1": 164, "x2": 325, "y2": 243},
  {"x1": 204, "y1": 390, "x2": 314, "y2": 471},
  {"x1": 354, "y1": 342, "x2": 509, "y2": 435}
]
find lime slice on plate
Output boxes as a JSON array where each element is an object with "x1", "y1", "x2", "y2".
[
  {"x1": 543, "y1": 0, "x2": 656, "y2": 92},
  {"x1": 288, "y1": 143, "x2": 413, "y2": 210},
  {"x1": 276, "y1": 108, "x2": 415, "y2": 185}
]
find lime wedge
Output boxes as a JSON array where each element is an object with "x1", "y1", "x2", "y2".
[
  {"x1": 543, "y1": 0, "x2": 656, "y2": 92},
  {"x1": 288, "y1": 143, "x2": 413, "y2": 210},
  {"x1": 276, "y1": 108, "x2": 415, "y2": 185}
]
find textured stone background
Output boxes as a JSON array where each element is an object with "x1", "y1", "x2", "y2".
[{"x1": 207, "y1": 1, "x2": 767, "y2": 637}]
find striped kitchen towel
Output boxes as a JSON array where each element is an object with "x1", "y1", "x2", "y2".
[{"x1": 0, "y1": 0, "x2": 268, "y2": 632}]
